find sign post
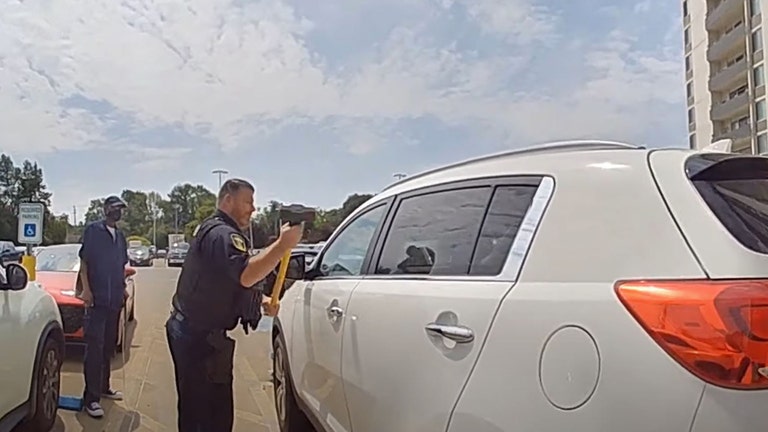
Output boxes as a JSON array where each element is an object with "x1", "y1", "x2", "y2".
[{"x1": 17, "y1": 202, "x2": 44, "y2": 281}]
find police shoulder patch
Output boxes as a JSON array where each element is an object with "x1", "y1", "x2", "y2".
[{"x1": 230, "y1": 233, "x2": 247, "y2": 253}]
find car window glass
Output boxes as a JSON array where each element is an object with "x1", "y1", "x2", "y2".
[
  {"x1": 376, "y1": 187, "x2": 491, "y2": 276},
  {"x1": 318, "y1": 205, "x2": 387, "y2": 277},
  {"x1": 470, "y1": 185, "x2": 538, "y2": 275},
  {"x1": 688, "y1": 155, "x2": 768, "y2": 254}
]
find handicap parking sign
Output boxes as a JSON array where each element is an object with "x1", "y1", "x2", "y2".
[{"x1": 17, "y1": 202, "x2": 44, "y2": 244}]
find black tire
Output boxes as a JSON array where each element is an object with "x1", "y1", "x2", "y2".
[
  {"x1": 15, "y1": 337, "x2": 61, "y2": 432},
  {"x1": 273, "y1": 335, "x2": 314, "y2": 432}
]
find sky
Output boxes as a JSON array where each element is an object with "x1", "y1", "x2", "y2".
[{"x1": 0, "y1": 0, "x2": 687, "y2": 223}]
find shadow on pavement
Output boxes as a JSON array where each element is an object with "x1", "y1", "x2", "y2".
[{"x1": 61, "y1": 319, "x2": 138, "y2": 373}]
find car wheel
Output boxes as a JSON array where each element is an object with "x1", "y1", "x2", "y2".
[
  {"x1": 273, "y1": 335, "x2": 313, "y2": 432},
  {"x1": 16, "y1": 337, "x2": 61, "y2": 432}
]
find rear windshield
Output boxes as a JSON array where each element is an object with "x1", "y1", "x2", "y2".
[{"x1": 686, "y1": 153, "x2": 768, "y2": 254}]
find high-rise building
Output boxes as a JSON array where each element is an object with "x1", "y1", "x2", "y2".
[{"x1": 684, "y1": 0, "x2": 768, "y2": 153}]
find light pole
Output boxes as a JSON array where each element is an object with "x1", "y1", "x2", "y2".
[
  {"x1": 393, "y1": 173, "x2": 407, "y2": 180},
  {"x1": 212, "y1": 169, "x2": 229, "y2": 190},
  {"x1": 149, "y1": 196, "x2": 158, "y2": 247}
]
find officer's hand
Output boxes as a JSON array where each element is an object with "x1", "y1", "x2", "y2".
[
  {"x1": 261, "y1": 296, "x2": 280, "y2": 317},
  {"x1": 278, "y1": 223, "x2": 303, "y2": 249}
]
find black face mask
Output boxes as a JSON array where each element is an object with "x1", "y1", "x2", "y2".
[{"x1": 105, "y1": 208, "x2": 123, "y2": 222}]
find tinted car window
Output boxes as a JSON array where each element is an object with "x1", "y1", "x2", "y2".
[
  {"x1": 688, "y1": 155, "x2": 768, "y2": 254},
  {"x1": 470, "y1": 185, "x2": 538, "y2": 275},
  {"x1": 318, "y1": 205, "x2": 387, "y2": 277},
  {"x1": 376, "y1": 187, "x2": 491, "y2": 276}
]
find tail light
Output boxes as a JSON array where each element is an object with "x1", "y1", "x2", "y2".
[{"x1": 615, "y1": 279, "x2": 768, "y2": 390}]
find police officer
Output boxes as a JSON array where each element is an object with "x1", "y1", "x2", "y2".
[{"x1": 166, "y1": 178, "x2": 303, "y2": 432}]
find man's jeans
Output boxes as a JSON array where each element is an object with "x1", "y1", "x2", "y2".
[{"x1": 83, "y1": 306, "x2": 121, "y2": 404}]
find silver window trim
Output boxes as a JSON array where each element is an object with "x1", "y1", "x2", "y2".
[{"x1": 361, "y1": 176, "x2": 555, "y2": 282}]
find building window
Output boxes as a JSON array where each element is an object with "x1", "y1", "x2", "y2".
[
  {"x1": 753, "y1": 29, "x2": 763, "y2": 52},
  {"x1": 752, "y1": 0, "x2": 761, "y2": 16},
  {"x1": 686, "y1": 82, "x2": 693, "y2": 99},
  {"x1": 688, "y1": 107, "x2": 695, "y2": 124},
  {"x1": 757, "y1": 99, "x2": 767, "y2": 121},
  {"x1": 756, "y1": 64, "x2": 766, "y2": 87},
  {"x1": 730, "y1": 85, "x2": 748, "y2": 99},
  {"x1": 732, "y1": 115, "x2": 751, "y2": 130},
  {"x1": 684, "y1": 28, "x2": 690, "y2": 45},
  {"x1": 689, "y1": 133, "x2": 696, "y2": 149},
  {"x1": 685, "y1": 56, "x2": 692, "y2": 72},
  {"x1": 683, "y1": 1, "x2": 688, "y2": 16},
  {"x1": 759, "y1": 133, "x2": 768, "y2": 153}
]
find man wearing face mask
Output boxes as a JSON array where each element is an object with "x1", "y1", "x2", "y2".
[
  {"x1": 167, "y1": 178, "x2": 303, "y2": 432},
  {"x1": 77, "y1": 195, "x2": 130, "y2": 418}
]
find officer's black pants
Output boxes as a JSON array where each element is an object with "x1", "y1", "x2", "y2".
[{"x1": 166, "y1": 316, "x2": 235, "y2": 432}]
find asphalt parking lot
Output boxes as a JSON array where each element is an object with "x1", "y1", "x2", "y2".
[{"x1": 53, "y1": 261, "x2": 278, "y2": 431}]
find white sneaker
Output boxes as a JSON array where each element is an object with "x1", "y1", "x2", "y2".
[
  {"x1": 102, "y1": 389, "x2": 123, "y2": 401},
  {"x1": 85, "y1": 402, "x2": 104, "y2": 418}
]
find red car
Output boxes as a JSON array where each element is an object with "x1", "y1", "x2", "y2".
[{"x1": 34, "y1": 243, "x2": 136, "y2": 352}]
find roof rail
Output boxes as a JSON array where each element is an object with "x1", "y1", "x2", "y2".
[{"x1": 382, "y1": 140, "x2": 640, "y2": 192}]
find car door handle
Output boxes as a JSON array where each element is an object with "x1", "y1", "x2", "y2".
[
  {"x1": 425, "y1": 323, "x2": 474, "y2": 343},
  {"x1": 327, "y1": 306, "x2": 344, "y2": 322}
]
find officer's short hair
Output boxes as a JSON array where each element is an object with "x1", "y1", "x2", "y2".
[{"x1": 218, "y1": 178, "x2": 255, "y2": 203}]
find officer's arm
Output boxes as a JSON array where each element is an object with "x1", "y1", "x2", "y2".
[
  {"x1": 213, "y1": 229, "x2": 292, "y2": 288},
  {"x1": 239, "y1": 238, "x2": 294, "y2": 288}
]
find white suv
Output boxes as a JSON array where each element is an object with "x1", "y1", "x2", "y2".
[
  {"x1": 271, "y1": 140, "x2": 768, "y2": 432},
  {"x1": 0, "y1": 263, "x2": 65, "y2": 432}
]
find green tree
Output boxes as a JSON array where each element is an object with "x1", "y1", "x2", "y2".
[
  {"x1": 167, "y1": 183, "x2": 215, "y2": 232},
  {"x1": 120, "y1": 189, "x2": 151, "y2": 236},
  {"x1": 84, "y1": 199, "x2": 105, "y2": 223},
  {"x1": 44, "y1": 214, "x2": 69, "y2": 245},
  {"x1": 0, "y1": 153, "x2": 72, "y2": 245},
  {"x1": 339, "y1": 193, "x2": 374, "y2": 220}
]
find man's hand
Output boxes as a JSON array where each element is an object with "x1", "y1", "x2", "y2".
[
  {"x1": 278, "y1": 223, "x2": 303, "y2": 250},
  {"x1": 79, "y1": 289, "x2": 93, "y2": 307},
  {"x1": 262, "y1": 296, "x2": 280, "y2": 317}
]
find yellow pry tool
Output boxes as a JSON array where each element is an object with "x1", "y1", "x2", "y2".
[{"x1": 269, "y1": 250, "x2": 291, "y2": 307}]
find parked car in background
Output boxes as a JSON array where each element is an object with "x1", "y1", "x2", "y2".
[
  {"x1": 148, "y1": 245, "x2": 157, "y2": 258},
  {"x1": 0, "y1": 262, "x2": 65, "y2": 432},
  {"x1": 166, "y1": 242, "x2": 189, "y2": 267},
  {"x1": 272, "y1": 140, "x2": 768, "y2": 432},
  {"x1": 128, "y1": 245, "x2": 153, "y2": 267},
  {"x1": 34, "y1": 244, "x2": 136, "y2": 352},
  {"x1": 292, "y1": 246, "x2": 319, "y2": 269},
  {"x1": 0, "y1": 240, "x2": 23, "y2": 264},
  {"x1": 156, "y1": 248, "x2": 167, "y2": 259}
]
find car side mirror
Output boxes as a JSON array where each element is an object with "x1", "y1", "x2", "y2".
[
  {"x1": 2, "y1": 263, "x2": 29, "y2": 291},
  {"x1": 125, "y1": 267, "x2": 137, "y2": 277},
  {"x1": 286, "y1": 254, "x2": 306, "y2": 280}
]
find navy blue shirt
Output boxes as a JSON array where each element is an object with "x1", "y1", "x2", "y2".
[{"x1": 79, "y1": 221, "x2": 129, "y2": 310}]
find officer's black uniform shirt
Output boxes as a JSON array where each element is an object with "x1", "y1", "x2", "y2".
[
  {"x1": 172, "y1": 210, "x2": 252, "y2": 332},
  {"x1": 203, "y1": 210, "x2": 250, "y2": 284}
]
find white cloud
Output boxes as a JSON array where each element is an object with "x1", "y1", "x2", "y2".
[
  {"x1": 1, "y1": 0, "x2": 683, "y2": 160},
  {"x1": 453, "y1": 0, "x2": 559, "y2": 44}
]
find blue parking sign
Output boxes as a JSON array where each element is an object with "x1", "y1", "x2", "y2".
[{"x1": 24, "y1": 223, "x2": 36, "y2": 237}]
